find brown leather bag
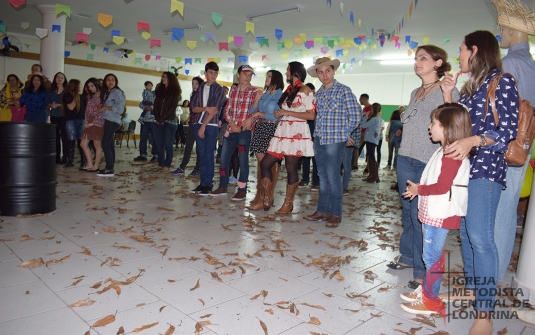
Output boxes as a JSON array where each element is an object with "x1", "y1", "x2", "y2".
[{"x1": 485, "y1": 73, "x2": 535, "y2": 167}]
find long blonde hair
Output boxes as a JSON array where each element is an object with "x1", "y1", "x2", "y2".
[{"x1": 460, "y1": 31, "x2": 502, "y2": 98}]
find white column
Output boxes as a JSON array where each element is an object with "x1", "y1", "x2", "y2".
[
  {"x1": 36, "y1": 4, "x2": 66, "y2": 79},
  {"x1": 514, "y1": 174, "x2": 535, "y2": 305},
  {"x1": 231, "y1": 49, "x2": 255, "y2": 82}
]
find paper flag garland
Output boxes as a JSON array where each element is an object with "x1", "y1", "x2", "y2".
[
  {"x1": 155, "y1": 55, "x2": 161, "y2": 60},
  {"x1": 335, "y1": 49, "x2": 343, "y2": 57},
  {"x1": 238, "y1": 55, "x2": 248, "y2": 63},
  {"x1": 284, "y1": 40, "x2": 293, "y2": 50},
  {"x1": 443, "y1": 37, "x2": 450, "y2": 45},
  {"x1": 205, "y1": 32, "x2": 216, "y2": 43},
  {"x1": 234, "y1": 36, "x2": 243, "y2": 47},
  {"x1": 86, "y1": 54, "x2": 94, "y2": 60},
  {"x1": 185, "y1": 58, "x2": 192, "y2": 65},
  {"x1": 340, "y1": 2, "x2": 344, "y2": 15},
  {"x1": 351, "y1": 57, "x2": 356, "y2": 63},
  {"x1": 91, "y1": 44, "x2": 96, "y2": 50},
  {"x1": 262, "y1": 55, "x2": 268, "y2": 61},
  {"x1": 175, "y1": 57, "x2": 182, "y2": 63},
  {"x1": 343, "y1": 50, "x2": 348, "y2": 56},
  {"x1": 409, "y1": 41, "x2": 418, "y2": 49},
  {"x1": 111, "y1": 30, "x2": 120, "y2": 38},
  {"x1": 195, "y1": 58, "x2": 201, "y2": 63},
  {"x1": 302, "y1": 50, "x2": 309, "y2": 56},
  {"x1": 228, "y1": 57, "x2": 234, "y2": 63},
  {"x1": 64, "y1": 51, "x2": 70, "y2": 58},
  {"x1": 358, "y1": 60, "x2": 363, "y2": 66},
  {"x1": 277, "y1": 42, "x2": 284, "y2": 51},
  {"x1": 200, "y1": 34, "x2": 206, "y2": 42},
  {"x1": 21, "y1": 22, "x2": 30, "y2": 29},
  {"x1": 103, "y1": 47, "x2": 109, "y2": 52},
  {"x1": 245, "y1": 22, "x2": 254, "y2": 35},
  {"x1": 423, "y1": 36, "x2": 429, "y2": 45},
  {"x1": 187, "y1": 41, "x2": 197, "y2": 50},
  {"x1": 150, "y1": 39, "x2": 161, "y2": 48},
  {"x1": 98, "y1": 13, "x2": 113, "y2": 27},
  {"x1": 305, "y1": 40, "x2": 314, "y2": 49},
  {"x1": 358, "y1": 19, "x2": 361, "y2": 29},
  {"x1": 320, "y1": 47, "x2": 328, "y2": 54},
  {"x1": 275, "y1": 29, "x2": 283, "y2": 40},
  {"x1": 171, "y1": 0, "x2": 184, "y2": 15},
  {"x1": 143, "y1": 64, "x2": 148, "y2": 69},
  {"x1": 35, "y1": 28, "x2": 48, "y2": 39},
  {"x1": 250, "y1": 42, "x2": 259, "y2": 50},
  {"x1": 25, "y1": 43, "x2": 30, "y2": 50},
  {"x1": 83, "y1": 27, "x2": 92, "y2": 35},
  {"x1": 295, "y1": 50, "x2": 302, "y2": 57},
  {"x1": 328, "y1": 40, "x2": 335, "y2": 48},
  {"x1": 212, "y1": 12, "x2": 222, "y2": 26},
  {"x1": 294, "y1": 36, "x2": 302, "y2": 45},
  {"x1": 116, "y1": 50, "x2": 123, "y2": 57},
  {"x1": 135, "y1": 58, "x2": 142, "y2": 65},
  {"x1": 142, "y1": 32, "x2": 151, "y2": 40},
  {"x1": 55, "y1": 4, "x2": 70, "y2": 17},
  {"x1": 259, "y1": 39, "x2": 269, "y2": 47},
  {"x1": 350, "y1": 12, "x2": 354, "y2": 25},
  {"x1": 131, "y1": 52, "x2": 137, "y2": 58},
  {"x1": 113, "y1": 36, "x2": 125, "y2": 45},
  {"x1": 172, "y1": 28, "x2": 184, "y2": 42},
  {"x1": 144, "y1": 55, "x2": 151, "y2": 61},
  {"x1": 219, "y1": 42, "x2": 229, "y2": 51},
  {"x1": 111, "y1": 56, "x2": 119, "y2": 63},
  {"x1": 281, "y1": 53, "x2": 289, "y2": 60},
  {"x1": 327, "y1": 0, "x2": 332, "y2": 7},
  {"x1": 9, "y1": 0, "x2": 25, "y2": 8},
  {"x1": 405, "y1": 36, "x2": 411, "y2": 43},
  {"x1": 137, "y1": 22, "x2": 150, "y2": 32},
  {"x1": 185, "y1": 70, "x2": 190, "y2": 75},
  {"x1": 52, "y1": 25, "x2": 61, "y2": 33}
]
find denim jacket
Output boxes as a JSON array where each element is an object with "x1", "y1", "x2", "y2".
[{"x1": 249, "y1": 89, "x2": 283, "y2": 121}]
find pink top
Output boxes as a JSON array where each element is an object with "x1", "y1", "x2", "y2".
[
  {"x1": 10, "y1": 105, "x2": 26, "y2": 122},
  {"x1": 85, "y1": 95, "x2": 104, "y2": 127}
]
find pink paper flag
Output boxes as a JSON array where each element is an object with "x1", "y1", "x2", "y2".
[
  {"x1": 75, "y1": 32, "x2": 88, "y2": 43},
  {"x1": 262, "y1": 55, "x2": 268, "y2": 61},
  {"x1": 391, "y1": 36, "x2": 399, "y2": 43},
  {"x1": 320, "y1": 47, "x2": 328, "y2": 54},
  {"x1": 150, "y1": 39, "x2": 161, "y2": 48},
  {"x1": 395, "y1": 41, "x2": 401, "y2": 49},
  {"x1": 234, "y1": 36, "x2": 243, "y2": 47},
  {"x1": 145, "y1": 55, "x2": 151, "y2": 61},
  {"x1": 137, "y1": 21, "x2": 150, "y2": 33},
  {"x1": 155, "y1": 55, "x2": 162, "y2": 60},
  {"x1": 219, "y1": 42, "x2": 229, "y2": 51},
  {"x1": 9, "y1": 0, "x2": 25, "y2": 8}
]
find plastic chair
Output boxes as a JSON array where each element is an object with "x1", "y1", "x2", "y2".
[{"x1": 118, "y1": 120, "x2": 137, "y2": 149}]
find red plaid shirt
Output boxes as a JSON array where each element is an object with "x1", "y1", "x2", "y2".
[{"x1": 224, "y1": 85, "x2": 258, "y2": 127}]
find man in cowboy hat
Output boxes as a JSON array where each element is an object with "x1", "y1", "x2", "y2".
[
  {"x1": 303, "y1": 57, "x2": 361, "y2": 227},
  {"x1": 490, "y1": 0, "x2": 535, "y2": 287},
  {"x1": 24, "y1": 64, "x2": 51, "y2": 89}
]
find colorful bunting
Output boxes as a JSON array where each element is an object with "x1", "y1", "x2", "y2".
[
  {"x1": 305, "y1": 40, "x2": 314, "y2": 49},
  {"x1": 156, "y1": 55, "x2": 161, "y2": 60},
  {"x1": 205, "y1": 32, "x2": 216, "y2": 43},
  {"x1": 91, "y1": 44, "x2": 96, "y2": 50},
  {"x1": 195, "y1": 58, "x2": 202, "y2": 63},
  {"x1": 9, "y1": 0, "x2": 25, "y2": 8},
  {"x1": 219, "y1": 42, "x2": 229, "y2": 51},
  {"x1": 284, "y1": 40, "x2": 293, "y2": 49},
  {"x1": 234, "y1": 36, "x2": 243, "y2": 47},
  {"x1": 275, "y1": 29, "x2": 283, "y2": 40},
  {"x1": 245, "y1": 22, "x2": 254, "y2": 35},
  {"x1": 228, "y1": 58, "x2": 234, "y2": 63},
  {"x1": 150, "y1": 39, "x2": 161, "y2": 48},
  {"x1": 98, "y1": 13, "x2": 113, "y2": 27},
  {"x1": 350, "y1": 11, "x2": 354, "y2": 25},
  {"x1": 250, "y1": 42, "x2": 259, "y2": 50},
  {"x1": 142, "y1": 32, "x2": 151, "y2": 40},
  {"x1": 51, "y1": 25, "x2": 61, "y2": 33},
  {"x1": 103, "y1": 47, "x2": 109, "y2": 52},
  {"x1": 409, "y1": 41, "x2": 418, "y2": 49},
  {"x1": 405, "y1": 36, "x2": 411, "y2": 43},
  {"x1": 238, "y1": 55, "x2": 248, "y2": 63},
  {"x1": 185, "y1": 58, "x2": 192, "y2": 65},
  {"x1": 277, "y1": 42, "x2": 284, "y2": 51},
  {"x1": 64, "y1": 51, "x2": 70, "y2": 58},
  {"x1": 55, "y1": 4, "x2": 70, "y2": 17},
  {"x1": 137, "y1": 22, "x2": 150, "y2": 32},
  {"x1": 83, "y1": 27, "x2": 92, "y2": 35},
  {"x1": 443, "y1": 37, "x2": 450, "y2": 45},
  {"x1": 86, "y1": 54, "x2": 94, "y2": 60},
  {"x1": 172, "y1": 28, "x2": 184, "y2": 42},
  {"x1": 259, "y1": 38, "x2": 269, "y2": 47},
  {"x1": 21, "y1": 22, "x2": 30, "y2": 29},
  {"x1": 111, "y1": 30, "x2": 120, "y2": 38},
  {"x1": 262, "y1": 55, "x2": 268, "y2": 61},
  {"x1": 187, "y1": 41, "x2": 197, "y2": 50},
  {"x1": 135, "y1": 58, "x2": 142, "y2": 65},
  {"x1": 423, "y1": 36, "x2": 429, "y2": 45},
  {"x1": 35, "y1": 28, "x2": 48, "y2": 39},
  {"x1": 281, "y1": 53, "x2": 289, "y2": 59},
  {"x1": 113, "y1": 36, "x2": 125, "y2": 45},
  {"x1": 175, "y1": 57, "x2": 182, "y2": 63},
  {"x1": 171, "y1": 0, "x2": 184, "y2": 15},
  {"x1": 212, "y1": 12, "x2": 222, "y2": 26}
]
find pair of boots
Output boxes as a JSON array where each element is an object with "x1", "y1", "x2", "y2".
[
  {"x1": 247, "y1": 164, "x2": 279, "y2": 211},
  {"x1": 64, "y1": 140, "x2": 86, "y2": 168},
  {"x1": 365, "y1": 161, "x2": 380, "y2": 183}
]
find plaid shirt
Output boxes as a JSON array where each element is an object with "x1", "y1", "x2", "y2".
[
  {"x1": 314, "y1": 80, "x2": 361, "y2": 145},
  {"x1": 191, "y1": 82, "x2": 226, "y2": 126},
  {"x1": 225, "y1": 85, "x2": 258, "y2": 127}
]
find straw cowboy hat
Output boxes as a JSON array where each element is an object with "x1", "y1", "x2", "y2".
[
  {"x1": 491, "y1": 0, "x2": 535, "y2": 35},
  {"x1": 307, "y1": 57, "x2": 341, "y2": 78}
]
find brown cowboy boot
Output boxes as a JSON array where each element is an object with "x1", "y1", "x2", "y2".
[
  {"x1": 261, "y1": 178, "x2": 273, "y2": 211},
  {"x1": 246, "y1": 175, "x2": 265, "y2": 211},
  {"x1": 366, "y1": 161, "x2": 380, "y2": 183},
  {"x1": 248, "y1": 168, "x2": 262, "y2": 206},
  {"x1": 270, "y1": 163, "x2": 280, "y2": 205},
  {"x1": 275, "y1": 182, "x2": 299, "y2": 214}
]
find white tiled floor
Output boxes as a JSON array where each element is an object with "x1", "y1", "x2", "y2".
[{"x1": 1, "y1": 146, "x2": 534, "y2": 335}]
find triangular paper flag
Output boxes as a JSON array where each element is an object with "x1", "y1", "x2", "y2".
[
  {"x1": 246, "y1": 22, "x2": 254, "y2": 35},
  {"x1": 262, "y1": 55, "x2": 268, "y2": 61},
  {"x1": 284, "y1": 40, "x2": 293, "y2": 49},
  {"x1": 314, "y1": 37, "x2": 322, "y2": 45},
  {"x1": 294, "y1": 36, "x2": 302, "y2": 45},
  {"x1": 111, "y1": 30, "x2": 120, "y2": 38},
  {"x1": 135, "y1": 58, "x2": 142, "y2": 65},
  {"x1": 423, "y1": 36, "x2": 429, "y2": 45},
  {"x1": 137, "y1": 21, "x2": 150, "y2": 33},
  {"x1": 155, "y1": 55, "x2": 161, "y2": 60},
  {"x1": 277, "y1": 42, "x2": 284, "y2": 51},
  {"x1": 259, "y1": 38, "x2": 269, "y2": 47},
  {"x1": 228, "y1": 58, "x2": 235, "y2": 63},
  {"x1": 200, "y1": 34, "x2": 206, "y2": 42},
  {"x1": 35, "y1": 28, "x2": 48, "y2": 39},
  {"x1": 443, "y1": 37, "x2": 450, "y2": 45},
  {"x1": 250, "y1": 42, "x2": 259, "y2": 50},
  {"x1": 75, "y1": 32, "x2": 88, "y2": 43},
  {"x1": 172, "y1": 28, "x2": 184, "y2": 42},
  {"x1": 9, "y1": 0, "x2": 25, "y2": 8},
  {"x1": 219, "y1": 42, "x2": 229, "y2": 51},
  {"x1": 187, "y1": 41, "x2": 197, "y2": 50},
  {"x1": 305, "y1": 40, "x2": 314, "y2": 49},
  {"x1": 145, "y1": 55, "x2": 151, "y2": 61},
  {"x1": 233, "y1": 69, "x2": 238, "y2": 75},
  {"x1": 228, "y1": 36, "x2": 234, "y2": 43},
  {"x1": 176, "y1": 57, "x2": 182, "y2": 63},
  {"x1": 281, "y1": 53, "x2": 289, "y2": 60},
  {"x1": 234, "y1": 36, "x2": 243, "y2": 47},
  {"x1": 113, "y1": 36, "x2": 125, "y2": 45},
  {"x1": 171, "y1": 0, "x2": 184, "y2": 15},
  {"x1": 335, "y1": 49, "x2": 343, "y2": 57},
  {"x1": 150, "y1": 39, "x2": 161, "y2": 48},
  {"x1": 205, "y1": 32, "x2": 216, "y2": 43},
  {"x1": 83, "y1": 27, "x2": 92, "y2": 35},
  {"x1": 86, "y1": 54, "x2": 94, "y2": 60},
  {"x1": 275, "y1": 29, "x2": 283, "y2": 40},
  {"x1": 98, "y1": 13, "x2": 112, "y2": 27},
  {"x1": 212, "y1": 12, "x2": 222, "y2": 26},
  {"x1": 21, "y1": 22, "x2": 30, "y2": 29},
  {"x1": 185, "y1": 58, "x2": 192, "y2": 65},
  {"x1": 195, "y1": 58, "x2": 202, "y2": 63},
  {"x1": 328, "y1": 40, "x2": 335, "y2": 48},
  {"x1": 64, "y1": 51, "x2": 70, "y2": 58},
  {"x1": 55, "y1": 4, "x2": 70, "y2": 17},
  {"x1": 91, "y1": 44, "x2": 96, "y2": 50},
  {"x1": 405, "y1": 36, "x2": 411, "y2": 43},
  {"x1": 142, "y1": 31, "x2": 151, "y2": 40},
  {"x1": 103, "y1": 47, "x2": 109, "y2": 52},
  {"x1": 52, "y1": 25, "x2": 61, "y2": 33}
]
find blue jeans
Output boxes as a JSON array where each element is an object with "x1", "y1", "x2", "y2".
[
  {"x1": 25, "y1": 110, "x2": 47, "y2": 123},
  {"x1": 461, "y1": 179, "x2": 501, "y2": 312},
  {"x1": 342, "y1": 146, "x2": 354, "y2": 190},
  {"x1": 396, "y1": 155, "x2": 426, "y2": 280},
  {"x1": 495, "y1": 161, "x2": 528, "y2": 282},
  {"x1": 422, "y1": 224, "x2": 448, "y2": 300},
  {"x1": 65, "y1": 119, "x2": 84, "y2": 140},
  {"x1": 387, "y1": 142, "x2": 401, "y2": 168},
  {"x1": 218, "y1": 130, "x2": 251, "y2": 191},
  {"x1": 314, "y1": 138, "x2": 346, "y2": 217},
  {"x1": 152, "y1": 122, "x2": 177, "y2": 168},
  {"x1": 102, "y1": 120, "x2": 120, "y2": 171},
  {"x1": 139, "y1": 123, "x2": 155, "y2": 157},
  {"x1": 194, "y1": 124, "x2": 218, "y2": 188}
]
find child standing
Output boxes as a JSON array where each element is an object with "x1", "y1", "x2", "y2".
[
  {"x1": 399, "y1": 103, "x2": 472, "y2": 316},
  {"x1": 360, "y1": 103, "x2": 383, "y2": 183},
  {"x1": 139, "y1": 81, "x2": 154, "y2": 122}
]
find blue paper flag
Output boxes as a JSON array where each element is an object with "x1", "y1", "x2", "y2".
[
  {"x1": 64, "y1": 51, "x2": 70, "y2": 57},
  {"x1": 415, "y1": 0, "x2": 418, "y2": 6},
  {"x1": 103, "y1": 47, "x2": 109, "y2": 53},
  {"x1": 354, "y1": 37, "x2": 362, "y2": 45},
  {"x1": 405, "y1": 36, "x2": 411, "y2": 43},
  {"x1": 496, "y1": 35, "x2": 501, "y2": 42},
  {"x1": 335, "y1": 49, "x2": 343, "y2": 57},
  {"x1": 275, "y1": 29, "x2": 283, "y2": 40},
  {"x1": 111, "y1": 30, "x2": 120, "y2": 37},
  {"x1": 185, "y1": 58, "x2": 192, "y2": 65},
  {"x1": 350, "y1": 12, "x2": 354, "y2": 25},
  {"x1": 372, "y1": 28, "x2": 374, "y2": 37},
  {"x1": 351, "y1": 57, "x2": 356, "y2": 63},
  {"x1": 172, "y1": 28, "x2": 184, "y2": 42},
  {"x1": 409, "y1": 41, "x2": 418, "y2": 49},
  {"x1": 238, "y1": 55, "x2": 248, "y2": 63},
  {"x1": 185, "y1": 70, "x2": 190, "y2": 75},
  {"x1": 52, "y1": 25, "x2": 61, "y2": 33},
  {"x1": 327, "y1": 0, "x2": 332, "y2": 6},
  {"x1": 256, "y1": 36, "x2": 265, "y2": 43}
]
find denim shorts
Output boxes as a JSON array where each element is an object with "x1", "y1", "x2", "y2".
[{"x1": 66, "y1": 119, "x2": 85, "y2": 140}]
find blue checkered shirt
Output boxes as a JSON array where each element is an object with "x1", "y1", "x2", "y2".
[{"x1": 314, "y1": 80, "x2": 361, "y2": 145}]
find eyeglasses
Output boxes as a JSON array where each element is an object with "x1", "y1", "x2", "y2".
[{"x1": 402, "y1": 99, "x2": 423, "y2": 125}]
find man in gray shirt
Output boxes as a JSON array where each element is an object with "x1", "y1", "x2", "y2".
[{"x1": 492, "y1": 0, "x2": 535, "y2": 286}]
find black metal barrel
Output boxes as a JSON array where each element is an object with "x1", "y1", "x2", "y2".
[{"x1": 0, "y1": 122, "x2": 56, "y2": 216}]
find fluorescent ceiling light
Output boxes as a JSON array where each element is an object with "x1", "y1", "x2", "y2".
[
  {"x1": 162, "y1": 24, "x2": 205, "y2": 35},
  {"x1": 380, "y1": 60, "x2": 414, "y2": 65},
  {"x1": 247, "y1": 4, "x2": 304, "y2": 21}
]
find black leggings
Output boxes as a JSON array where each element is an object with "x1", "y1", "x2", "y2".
[
  {"x1": 365, "y1": 141, "x2": 377, "y2": 163},
  {"x1": 260, "y1": 154, "x2": 300, "y2": 185}
]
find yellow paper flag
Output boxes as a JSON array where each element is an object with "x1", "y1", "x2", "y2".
[
  {"x1": 228, "y1": 36, "x2": 234, "y2": 43},
  {"x1": 281, "y1": 53, "x2": 289, "y2": 59},
  {"x1": 113, "y1": 36, "x2": 125, "y2": 45},
  {"x1": 371, "y1": 44, "x2": 377, "y2": 50},
  {"x1": 246, "y1": 21, "x2": 255, "y2": 35},
  {"x1": 340, "y1": 37, "x2": 345, "y2": 44},
  {"x1": 327, "y1": 55, "x2": 332, "y2": 60},
  {"x1": 98, "y1": 14, "x2": 113, "y2": 27},
  {"x1": 300, "y1": 33, "x2": 306, "y2": 42},
  {"x1": 423, "y1": 36, "x2": 430, "y2": 45},
  {"x1": 130, "y1": 52, "x2": 137, "y2": 58},
  {"x1": 358, "y1": 19, "x2": 361, "y2": 29},
  {"x1": 187, "y1": 41, "x2": 197, "y2": 50},
  {"x1": 141, "y1": 31, "x2": 151, "y2": 40},
  {"x1": 343, "y1": 50, "x2": 349, "y2": 56},
  {"x1": 284, "y1": 40, "x2": 293, "y2": 50},
  {"x1": 171, "y1": 0, "x2": 184, "y2": 15}
]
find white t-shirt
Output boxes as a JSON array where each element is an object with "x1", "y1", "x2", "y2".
[{"x1": 198, "y1": 84, "x2": 217, "y2": 126}]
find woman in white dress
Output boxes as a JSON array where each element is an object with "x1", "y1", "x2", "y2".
[{"x1": 257, "y1": 61, "x2": 315, "y2": 214}]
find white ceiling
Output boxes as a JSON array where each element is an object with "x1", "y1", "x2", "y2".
[{"x1": 0, "y1": 0, "x2": 520, "y2": 75}]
